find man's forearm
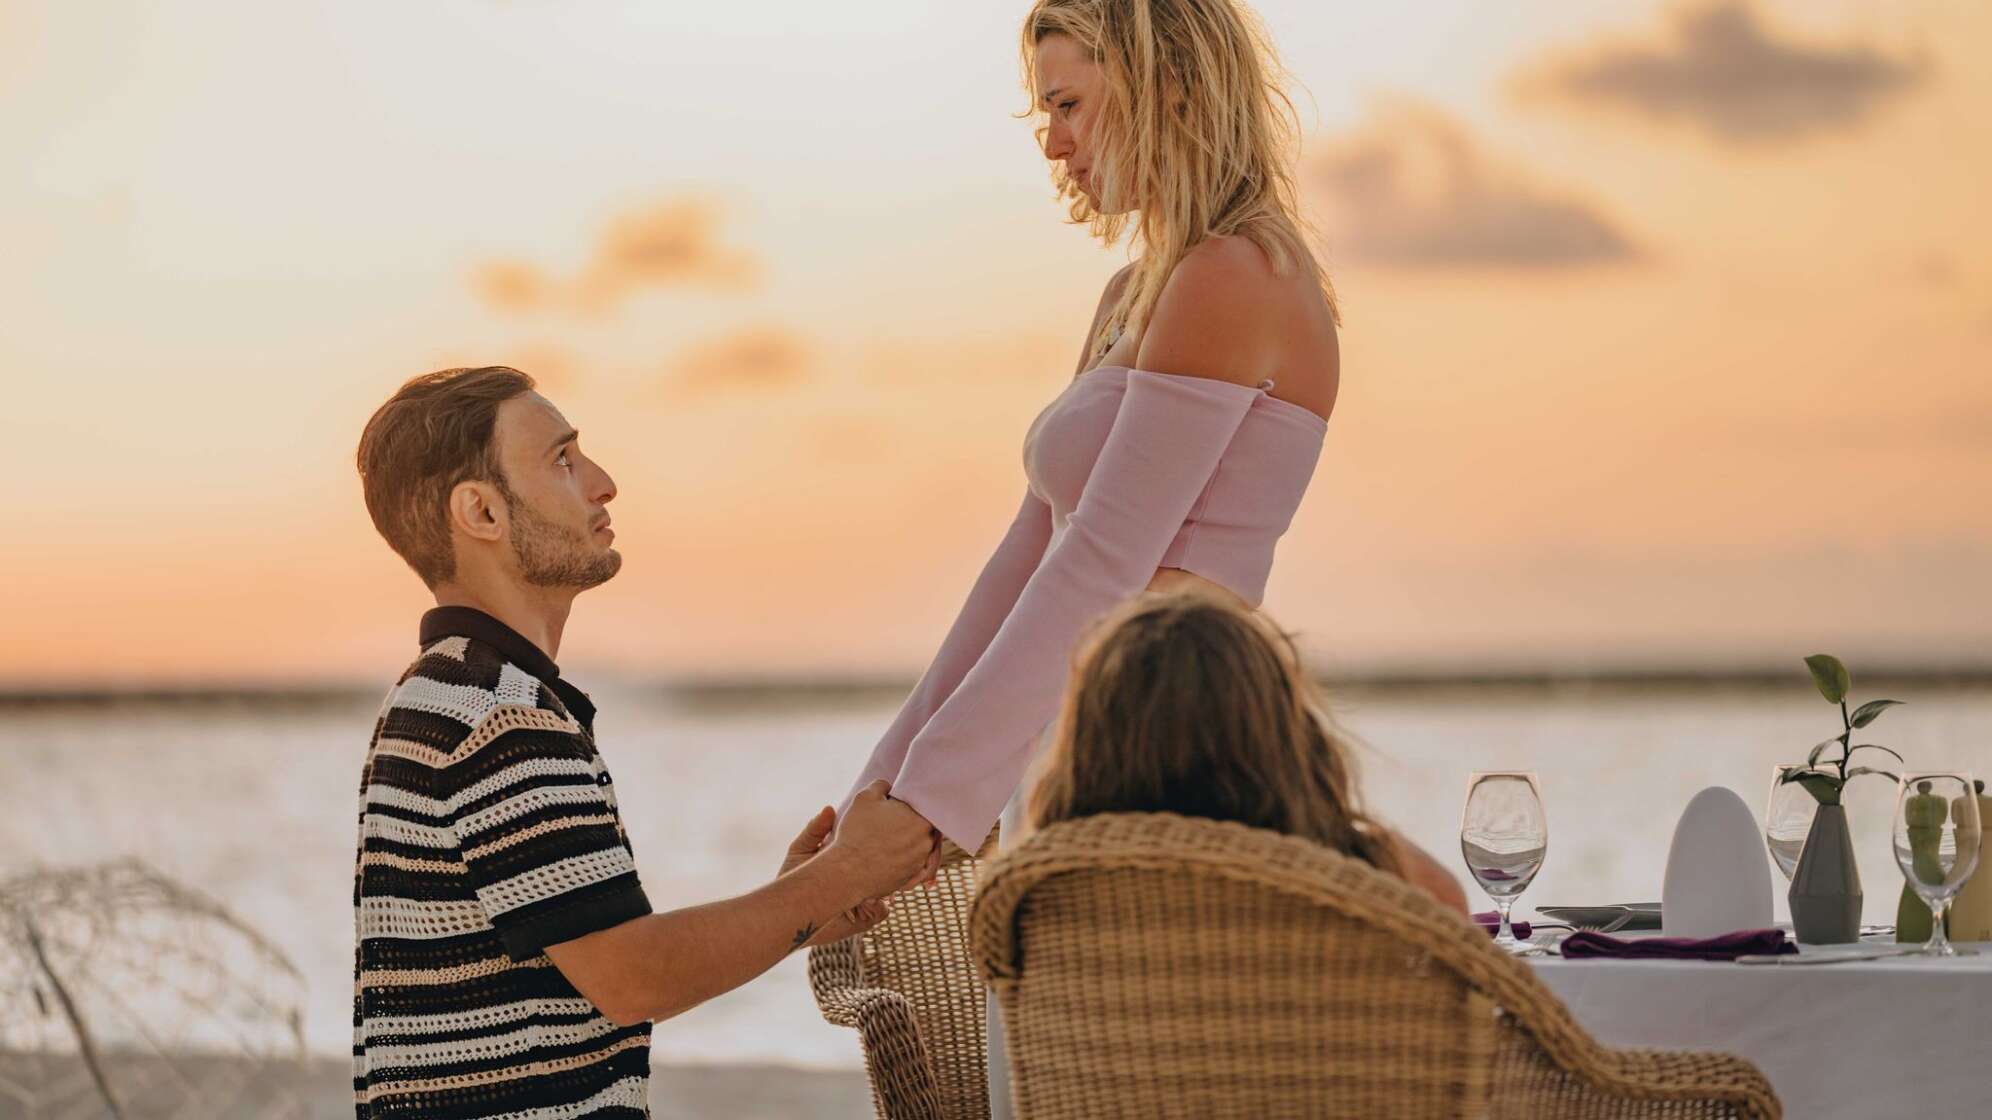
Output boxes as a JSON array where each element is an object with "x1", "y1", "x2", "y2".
[{"x1": 566, "y1": 852, "x2": 864, "y2": 1024}]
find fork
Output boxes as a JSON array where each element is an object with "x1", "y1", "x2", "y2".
[{"x1": 1591, "y1": 910, "x2": 1636, "y2": 934}]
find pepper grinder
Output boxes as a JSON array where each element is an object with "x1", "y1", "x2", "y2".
[
  {"x1": 1897, "y1": 780, "x2": 1948, "y2": 943},
  {"x1": 1948, "y1": 779, "x2": 1992, "y2": 943}
]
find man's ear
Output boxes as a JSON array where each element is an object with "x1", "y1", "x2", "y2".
[{"x1": 449, "y1": 480, "x2": 507, "y2": 544}]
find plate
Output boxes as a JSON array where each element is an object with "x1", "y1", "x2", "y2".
[{"x1": 1537, "y1": 903, "x2": 1664, "y2": 931}]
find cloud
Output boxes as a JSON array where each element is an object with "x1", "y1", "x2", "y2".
[
  {"x1": 577, "y1": 200, "x2": 760, "y2": 308},
  {"x1": 1308, "y1": 103, "x2": 1638, "y2": 269},
  {"x1": 510, "y1": 342, "x2": 580, "y2": 391},
  {"x1": 470, "y1": 261, "x2": 552, "y2": 313},
  {"x1": 666, "y1": 325, "x2": 811, "y2": 397},
  {"x1": 474, "y1": 198, "x2": 760, "y2": 316},
  {"x1": 1514, "y1": 1, "x2": 1931, "y2": 144},
  {"x1": 1910, "y1": 252, "x2": 1957, "y2": 289}
]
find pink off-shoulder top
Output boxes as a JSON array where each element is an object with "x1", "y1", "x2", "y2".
[{"x1": 844, "y1": 364, "x2": 1328, "y2": 850}]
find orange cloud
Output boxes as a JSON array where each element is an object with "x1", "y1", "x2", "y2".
[
  {"x1": 1910, "y1": 252, "x2": 1957, "y2": 289},
  {"x1": 470, "y1": 260, "x2": 553, "y2": 312},
  {"x1": 511, "y1": 342, "x2": 580, "y2": 391},
  {"x1": 577, "y1": 199, "x2": 759, "y2": 308},
  {"x1": 666, "y1": 325, "x2": 811, "y2": 397},
  {"x1": 474, "y1": 198, "x2": 760, "y2": 316},
  {"x1": 1308, "y1": 102, "x2": 1638, "y2": 269},
  {"x1": 1513, "y1": 1, "x2": 1931, "y2": 145}
]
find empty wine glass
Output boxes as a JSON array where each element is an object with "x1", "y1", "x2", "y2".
[
  {"x1": 1893, "y1": 772, "x2": 1982, "y2": 957},
  {"x1": 1461, "y1": 771, "x2": 1547, "y2": 953},
  {"x1": 1765, "y1": 763, "x2": 1818, "y2": 881}
]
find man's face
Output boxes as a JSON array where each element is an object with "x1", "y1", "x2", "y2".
[{"x1": 490, "y1": 392, "x2": 621, "y2": 589}]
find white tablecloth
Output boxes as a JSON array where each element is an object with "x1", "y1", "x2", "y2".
[{"x1": 1528, "y1": 942, "x2": 1992, "y2": 1119}]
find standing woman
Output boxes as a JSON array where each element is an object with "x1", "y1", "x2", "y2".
[{"x1": 846, "y1": 0, "x2": 1339, "y2": 868}]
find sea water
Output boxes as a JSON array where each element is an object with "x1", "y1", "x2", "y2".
[{"x1": 3, "y1": 685, "x2": 1987, "y2": 1067}]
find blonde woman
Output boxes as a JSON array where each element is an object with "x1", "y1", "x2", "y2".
[
  {"x1": 838, "y1": 6, "x2": 1342, "y2": 1105},
  {"x1": 846, "y1": 0, "x2": 1340, "y2": 857},
  {"x1": 1028, "y1": 590, "x2": 1468, "y2": 912}
]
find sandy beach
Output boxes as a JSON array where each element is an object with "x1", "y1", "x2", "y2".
[{"x1": 0, "y1": 1054, "x2": 871, "y2": 1120}]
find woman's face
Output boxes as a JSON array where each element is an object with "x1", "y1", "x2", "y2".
[{"x1": 1034, "y1": 33, "x2": 1108, "y2": 207}]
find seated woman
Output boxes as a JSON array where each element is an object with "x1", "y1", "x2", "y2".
[{"x1": 1025, "y1": 589, "x2": 1468, "y2": 913}]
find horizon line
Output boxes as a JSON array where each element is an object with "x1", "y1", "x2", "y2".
[{"x1": 5, "y1": 662, "x2": 1990, "y2": 712}]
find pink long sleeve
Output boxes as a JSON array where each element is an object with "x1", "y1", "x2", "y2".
[
  {"x1": 842, "y1": 487, "x2": 1053, "y2": 810},
  {"x1": 888, "y1": 371, "x2": 1260, "y2": 850}
]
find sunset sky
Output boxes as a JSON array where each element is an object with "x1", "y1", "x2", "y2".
[{"x1": 4, "y1": 0, "x2": 1987, "y2": 684}]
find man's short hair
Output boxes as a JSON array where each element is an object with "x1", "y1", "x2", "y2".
[{"x1": 357, "y1": 366, "x2": 536, "y2": 587}]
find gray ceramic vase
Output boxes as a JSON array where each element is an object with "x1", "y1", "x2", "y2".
[{"x1": 1789, "y1": 803, "x2": 1862, "y2": 944}]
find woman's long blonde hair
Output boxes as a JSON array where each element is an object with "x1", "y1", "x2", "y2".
[
  {"x1": 1027, "y1": 590, "x2": 1396, "y2": 870},
  {"x1": 1021, "y1": 0, "x2": 1339, "y2": 354}
]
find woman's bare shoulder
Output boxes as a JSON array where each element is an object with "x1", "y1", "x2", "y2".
[{"x1": 1134, "y1": 236, "x2": 1304, "y2": 390}]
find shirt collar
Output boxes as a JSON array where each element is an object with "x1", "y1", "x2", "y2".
[{"x1": 418, "y1": 606, "x2": 597, "y2": 733}]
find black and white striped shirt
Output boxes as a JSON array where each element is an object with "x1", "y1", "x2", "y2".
[{"x1": 352, "y1": 607, "x2": 652, "y2": 1118}]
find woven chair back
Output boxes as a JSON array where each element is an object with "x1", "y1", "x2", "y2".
[{"x1": 973, "y1": 813, "x2": 1779, "y2": 1120}]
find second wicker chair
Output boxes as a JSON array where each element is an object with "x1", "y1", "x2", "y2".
[{"x1": 971, "y1": 812, "x2": 1781, "y2": 1120}]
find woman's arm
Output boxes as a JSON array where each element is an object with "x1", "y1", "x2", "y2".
[
  {"x1": 845, "y1": 259, "x2": 1133, "y2": 811},
  {"x1": 842, "y1": 489, "x2": 1052, "y2": 809},
  {"x1": 1384, "y1": 830, "x2": 1471, "y2": 915}
]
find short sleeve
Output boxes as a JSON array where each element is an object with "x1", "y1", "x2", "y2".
[{"x1": 438, "y1": 705, "x2": 652, "y2": 961}]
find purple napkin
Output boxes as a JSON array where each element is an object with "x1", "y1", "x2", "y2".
[
  {"x1": 1472, "y1": 911, "x2": 1531, "y2": 940},
  {"x1": 1559, "y1": 928, "x2": 1795, "y2": 961}
]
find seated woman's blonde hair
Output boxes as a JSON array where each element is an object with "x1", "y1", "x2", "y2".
[{"x1": 1027, "y1": 589, "x2": 1396, "y2": 872}]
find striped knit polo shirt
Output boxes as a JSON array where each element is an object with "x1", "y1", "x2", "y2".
[{"x1": 353, "y1": 607, "x2": 654, "y2": 1118}]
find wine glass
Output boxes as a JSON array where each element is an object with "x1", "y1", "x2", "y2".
[
  {"x1": 1765, "y1": 764, "x2": 1818, "y2": 881},
  {"x1": 1461, "y1": 771, "x2": 1547, "y2": 953},
  {"x1": 1892, "y1": 772, "x2": 1982, "y2": 957}
]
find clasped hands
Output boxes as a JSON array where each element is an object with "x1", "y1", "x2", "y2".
[{"x1": 778, "y1": 779, "x2": 942, "y2": 948}]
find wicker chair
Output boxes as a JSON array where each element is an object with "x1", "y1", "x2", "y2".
[
  {"x1": 808, "y1": 830, "x2": 998, "y2": 1120},
  {"x1": 971, "y1": 813, "x2": 1780, "y2": 1120}
]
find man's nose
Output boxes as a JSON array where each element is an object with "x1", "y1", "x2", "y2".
[{"x1": 592, "y1": 463, "x2": 617, "y2": 504}]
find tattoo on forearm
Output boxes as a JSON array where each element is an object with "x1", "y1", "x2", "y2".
[{"x1": 791, "y1": 922, "x2": 818, "y2": 951}]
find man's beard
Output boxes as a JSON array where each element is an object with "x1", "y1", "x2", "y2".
[{"x1": 500, "y1": 483, "x2": 621, "y2": 589}]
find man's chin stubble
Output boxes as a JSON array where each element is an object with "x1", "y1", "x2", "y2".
[{"x1": 522, "y1": 549, "x2": 621, "y2": 589}]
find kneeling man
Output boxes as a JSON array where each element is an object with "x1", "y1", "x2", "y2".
[{"x1": 351, "y1": 366, "x2": 936, "y2": 1117}]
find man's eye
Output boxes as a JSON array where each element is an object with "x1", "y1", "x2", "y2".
[{"x1": 556, "y1": 451, "x2": 571, "y2": 468}]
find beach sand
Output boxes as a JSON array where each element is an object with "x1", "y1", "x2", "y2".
[{"x1": 0, "y1": 1054, "x2": 873, "y2": 1119}]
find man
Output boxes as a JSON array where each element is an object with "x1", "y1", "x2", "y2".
[{"x1": 351, "y1": 366, "x2": 937, "y2": 1118}]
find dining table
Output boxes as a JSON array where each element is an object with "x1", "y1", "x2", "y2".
[{"x1": 1525, "y1": 934, "x2": 1992, "y2": 1120}]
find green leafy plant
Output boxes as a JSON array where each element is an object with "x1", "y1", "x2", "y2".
[{"x1": 1779, "y1": 653, "x2": 1905, "y2": 805}]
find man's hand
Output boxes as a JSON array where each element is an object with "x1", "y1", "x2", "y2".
[
  {"x1": 779, "y1": 806, "x2": 892, "y2": 948},
  {"x1": 779, "y1": 805, "x2": 839, "y2": 878},
  {"x1": 802, "y1": 897, "x2": 890, "y2": 948}
]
